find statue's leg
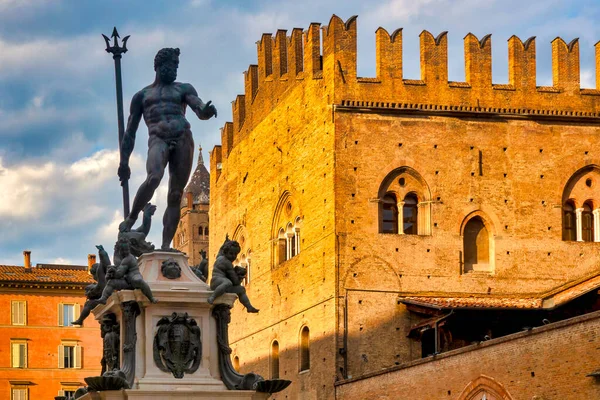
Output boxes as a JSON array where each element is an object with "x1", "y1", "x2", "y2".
[
  {"x1": 208, "y1": 279, "x2": 232, "y2": 304},
  {"x1": 98, "y1": 284, "x2": 115, "y2": 304},
  {"x1": 161, "y1": 133, "x2": 194, "y2": 250},
  {"x1": 122, "y1": 137, "x2": 169, "y2": 230},
  {"x1": 228, "y1": 285, "x2": 259, "y2": 313},
  {"x1": 132, "y1": 276, "x2": 158, "y2": 303},
  {"x1": 72, "y1": 302, "x2": 93, "y2": 325}
]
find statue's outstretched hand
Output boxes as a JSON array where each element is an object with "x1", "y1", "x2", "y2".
[
  {"x1": 203, "y1": 101, "x2": 217, "y2": 118},
  {"x1": 118, "y1": 162, "x2": 131, "y2": 184}
]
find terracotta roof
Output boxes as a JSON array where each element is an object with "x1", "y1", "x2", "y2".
[
  {"x1": 401, "y1": 296, "x2": 542, "y2": 310},
  {"x1": 181, "y1": 145, "x2": 210, "y2": 208},
  {"x1": 0, "y1": 264, "x2": 93, "y2": 286},
  {"x1": 400, "y1": 273, "x2": 600, "y2": 311}
]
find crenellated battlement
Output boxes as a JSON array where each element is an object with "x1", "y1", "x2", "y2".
[{"x1": 214, "y1": 14, "x2": 600, "y2": 165}]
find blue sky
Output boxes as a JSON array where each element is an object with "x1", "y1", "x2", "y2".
[{"x1": 1, "y1": 0, "x2": 600, "y2": 265}]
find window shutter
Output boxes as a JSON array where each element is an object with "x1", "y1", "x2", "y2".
[
  {"x1": 22, "y1": 301, "x2": 27, "y2": 326},
  {"x1": 58, "y1": 344, "x2": 64, "y2": 368},
  {"x1": 74, "y1": 345, "x2": 82, "y2": 369},
  {"x1": 74, "y1": 303, "x2": 81, "y2": 321},
  {"x1": 58, "y1": 390, "x2": 65, "y2": 396},
  {"x1": 11, "y1": 301, "x2": 16, "y2": 325},
  {"x1": 21, "y1": 344, "x2": 26, "y2": 368},
  {"x1": 11, "y1": 343, "x2": 19, "y2": 368},
  {"x1": 58, "y1": 303, "x2": 64, "y2": 326}
]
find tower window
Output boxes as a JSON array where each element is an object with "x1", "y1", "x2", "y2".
[
  {"x1": 271, "y1": 340, "x2": 280, "y2": 379},
  {"x1": 381, "y1": 193, "x2": 398, "y2": 234},
  {"x1": 582, "y1": 202, "x2": 594, "y2": 242},
  {"x1": 299, "y1": 326, "x2": 310, "y2": 372},
  {"x1": 563, "y1": 200, "x2": 576, "y2": 241},
  {"x1": 403, "y1": 193, "x2": 418, "y2": 235},
  {"x1": 463, "y1": 216, "x2": 491, "y2": 273}
]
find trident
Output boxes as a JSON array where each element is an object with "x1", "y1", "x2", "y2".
[{"x1": 103, "y1": 27, "x2": 131, "y2": 218}]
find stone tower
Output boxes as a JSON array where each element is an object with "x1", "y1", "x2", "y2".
[
  {"x1": 174, "y1": 145, "x2": 210, "y2": 266},
  {"x1": 209, "y1": 15, "x2": 600, "y2": 400}
]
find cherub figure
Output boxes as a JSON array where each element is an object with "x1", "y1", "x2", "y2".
[
  {"x1": 115, "y1": 203, "x2": 156, "y2": 265},
  {"x1": 98, "y1": 238, "x2": 158, "y2": 304},
  {"x1": 190, "y1": 249, "x2": 208, "y2": 282},
  {"x1": 72, "y1": 244, "x2": 110, "y2": 326},
  {"x1": 208, "y1": 239, "x2": 258, "y2": 313}
]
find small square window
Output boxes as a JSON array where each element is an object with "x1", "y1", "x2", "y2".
[
  {"x1": 11, "y1": 301, "x2": 26, "y2": 326},
  {"x1": 58, "y1": 303, "x2": 80, "y2": 327},
  {"x1": 11, "y1": 342, "x2": 27, "y2": 368},
  {"x1": 11, "y1": 387, "x2": 28, "y2": 400}
]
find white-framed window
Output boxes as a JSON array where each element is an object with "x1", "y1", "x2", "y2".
[
  {"x1": 58, "y1": 303, "x2": 80, "y2": 327},
  {"x1": 11, "y1": 341, "x2": 27, "y2": 368},
  {"x1": 11, "y1": 301, "x2": 26, "y2": 326},
  {"x1": 11, "y1": 387, "x2": 27, "y2": 400},
  {"x1": 58, "y1": 342, "x2": 82, "y2": 369}
]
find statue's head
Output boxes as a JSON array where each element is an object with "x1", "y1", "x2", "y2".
[
  {"x1": 116, "y1": 237, "x2": 131, "y2": 257},
  {"x1": 219, "y1": 239, "x2": 241, "y2": 262},
  {"x1": 90, "y1": 263, "x2": 100, "y2": 280},
  {"x1": 154, "y1": 47, "x2": 180, "y2": 84}
]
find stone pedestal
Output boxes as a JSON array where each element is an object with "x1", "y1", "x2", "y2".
[{"x1": 81, "y1": 251, "x2": 268, "y2": 400}]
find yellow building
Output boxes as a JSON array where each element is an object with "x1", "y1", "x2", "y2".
[{"x1": 209, "y1": 15, "x2": 600, "y2": 400}]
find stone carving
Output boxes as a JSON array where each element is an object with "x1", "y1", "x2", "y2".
[
  {"x1": 117, "y1": 47, "x2": 217, "y2": 251},
  {"x1": 120, "y1": 301, "x2": 140, "y2": 388},
  {"x1": 161, "y1": 257, "x2": 182, "y2": 279},
  {"x1": 190, "y1": 250, "x2": 208, "y2": 282},
  {"x1": 212, "y1": 304, "x2": 291, "y2": 393},
  {"x1": 98, "y1": 238, "x2": 157, "y2": 304},
  {"x1": 208, "y1": 238, "x2": 258, "y2": 313},
  {"x1": 85, "y1": 369, "x2": 130, "y2": 391},
  {"x1": 100, "y1": 313, "x2": 120, "y2": 375},
  {"x1": 153, "y1": 312, "x2": 202, "y2": 379},
  {"x1": 72, "y1": 245, "x2": 110, "y2": 326}
]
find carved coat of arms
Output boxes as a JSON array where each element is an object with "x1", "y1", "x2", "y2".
[{"x1": 153, "y1": 312, "x2": 201, "y2": 378}]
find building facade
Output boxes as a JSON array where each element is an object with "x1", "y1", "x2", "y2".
[
  {"x1": 174, "y1": 145, "x2": 210, "y2": 266},
  {"x1": 209, "y1": 15, "x2": 600, "y2": 400},
  {"x1": 0, "y1": 251, "x2": 102, "y2": 400}
]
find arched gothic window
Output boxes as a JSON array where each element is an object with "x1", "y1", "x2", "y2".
[
  {"x1": 583, "y1": 201, "x2": 594, "y2": 242},
  {"x1": 463, "y1": 216, "x2": 492, "y2": 273},
  {"x1": 403, "y1": 193, "x2": 418, "y2": 235},
  {"x1": 270, "y1": 340, "x2": 279, "y2": 379},
  {"x1": 204, "y1": 226, "x2": 209, "y2": 237},
  {"x1": 378, "y1": 167, "x2": 431, "y2": 235},
  {"x1": 381, "y1": 193, "x2": 398, "y2": 234},
  {"x1": 299, "y1": 326, "x2": 310, "y2": 372}
]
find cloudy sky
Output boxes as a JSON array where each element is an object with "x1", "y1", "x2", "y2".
[{"x1": 1, "y1": 0, "x2": 599, "y2": 265}]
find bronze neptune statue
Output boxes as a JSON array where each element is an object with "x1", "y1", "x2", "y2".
[{"x1": 117, "y1": 48, "x2": 217, "y2": 251}]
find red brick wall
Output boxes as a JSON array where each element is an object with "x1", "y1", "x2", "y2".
[
  {"x1": 0, "y1": 289, "x2": 102, "y2": 399},
  {"x1": 335, "y1": 311, "x2": 600, "y2": 400}
]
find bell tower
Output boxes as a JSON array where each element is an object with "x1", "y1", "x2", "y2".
[{"x1": 174, "y1": 145, "x2": 210, "y2": 265}]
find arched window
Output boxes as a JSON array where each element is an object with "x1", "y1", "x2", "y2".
[
  {"x1": 463, "y1": 216, "x2": 490, "y2": 273},
  {"x1": 563, "y1": 200, "x2": 576, "y2": 241},
  {"x1": 583, "y1": 201, "x2": 594, "y2": 242},
  {"x1": 403, "y1": 193, "x2": 418, "y2": 235},
  {"x1": 299, "y1": 326, "x2": 310, "y2": 372},
  {"x1": 277, "y1": 228, "x2": 287, "y2": 265},
  {"x1": 270, "y1": 340, "x2": 279, "y2": 379},
  {"x1": 204, "y1": 226, "x2": 209, "y2": 237},
  {"x1": 381, "y1": 193, "x2": 398, "y2": 234},
  {"x1": 233, "y1": 355, "x2": 240, "y2": 372},
  {"x1": 198, "y1": 226, "x2": 203, "y2": 237}
]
